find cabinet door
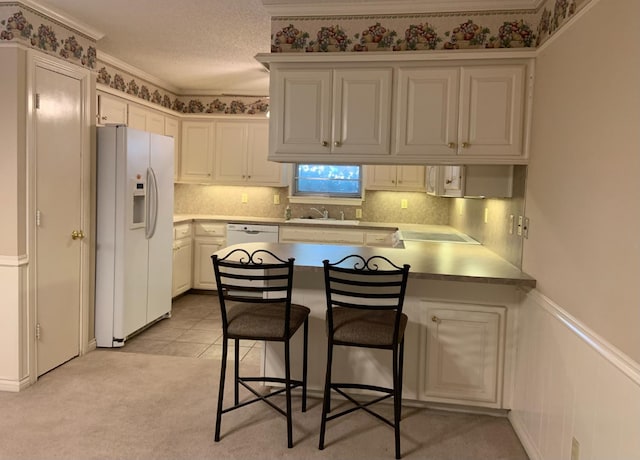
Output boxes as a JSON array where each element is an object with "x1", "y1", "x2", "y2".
[
  {"x1": 365, "y1": 165, "x2": 397, "y2": 190},
  {"x1": 164, "y1": 117, "x2": 180, "y2": 181},
  {"x1": 420, "y1": 304, "x2": 504, "y2": 407},
  {"x1": 246, "y1": 121, "x2": 284, "y2": 185},
  {"x1": 180, "y1": 121, "x2": 214, "y2": 183},
  {"x1": 214, "y1": 121, "x2": 248, "y2": 183},
  {"x1": 332, "y1": 68, "x2": 392, "y2": 156},
  {"x1": 98, "y1": 93, "x2": 127, "y2": 125},
  {"x1": 193, "y1": 239, "x2": 224, "y2": 289},
  {"x1": 459, "y1": 65, "x2": 525, "y2": 157},
  {"x1": 442, "y1": 166, "x2": 463, "y2": 197},
  {"x1": 272, "y1": 68, "x2": 332, "y2": 155},
  {"x1": 396, "y1": 165, "x2": 426, "y2": 191},
  {"x1": 128, "y1": 105, "x2": 165, "y2": 135},
  {"x1": 395, "y1": 68, "x2": 459, "y2": 157},
  {"x1": 172, "y1": 239, "x2": 192, "y2": 297}
]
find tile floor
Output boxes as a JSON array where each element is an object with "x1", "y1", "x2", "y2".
[{"x1": 119, "y1": 293, "x2": 263, "y2": 366}]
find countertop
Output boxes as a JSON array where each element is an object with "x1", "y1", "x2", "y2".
[
  {"x1": 175, "y1": 214, "x2": 536, "y2": 288},
  {"x1": 214, "y1": 241, "x2": 536, "y2": 288}
]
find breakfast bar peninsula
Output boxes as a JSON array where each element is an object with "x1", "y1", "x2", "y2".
[{"x1": 214, "y1": 241, "x2": 535, "y2": 411}]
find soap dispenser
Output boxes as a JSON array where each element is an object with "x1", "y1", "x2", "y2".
[{"x1": 284, "y1": 205, "x2": 291, "y2": 221}]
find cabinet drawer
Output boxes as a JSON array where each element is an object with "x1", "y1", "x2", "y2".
[
  {"x1": 174, "y1": 223, "x2": 192, "y2": 240},
  {"x1": 280, "y1": 226, "x2": 364, "y2": 245},
  {"x1": 194, "y1": 222, "x2": 226, "y2": 237}
]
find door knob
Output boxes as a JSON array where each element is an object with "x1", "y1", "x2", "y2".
[{"x1": 71, "y1": 230, "x2": 85, "y2": 240}]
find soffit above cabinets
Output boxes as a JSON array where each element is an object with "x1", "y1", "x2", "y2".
[{"x1": 262, "y1": 0, "x2": 544, "y2": 16}]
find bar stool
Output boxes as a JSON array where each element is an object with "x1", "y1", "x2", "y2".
[
  {"x1": 318, "y1": 254, "x2": 410, "y2": 459},
  {"x1": 211, "y1": 248, "x2": 310, "y2": 448}
]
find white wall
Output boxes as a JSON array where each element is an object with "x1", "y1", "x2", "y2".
[
  {"x1": 512, "y1": 0, "x2": 640, "y2": 457},
  {"x1": 522, "y1": 0, "x2": 640, "y2": 363}
]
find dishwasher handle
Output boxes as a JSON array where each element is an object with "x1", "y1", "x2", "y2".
[{"x1": 243, "y1": 230, "x2": 260, "y2": 235}]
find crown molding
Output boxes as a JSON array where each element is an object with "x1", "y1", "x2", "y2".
[
  {"x1": 98, "y1": 51, "x2": 181, "y2": 95},
  {"x1": 15, "y1": 0, "x2": 104, "y2": 40},
  {"x1": 262, "y1": 0, "x2": 543, "y2": 17}
]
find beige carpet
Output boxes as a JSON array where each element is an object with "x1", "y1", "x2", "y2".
[{"x1": 0, "y1": 350, "x2": 528, "y2": 459}]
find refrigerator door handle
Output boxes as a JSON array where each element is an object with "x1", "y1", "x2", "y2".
[{"x1": 145, "y1": 167, "x2": 159, "y2": 239}]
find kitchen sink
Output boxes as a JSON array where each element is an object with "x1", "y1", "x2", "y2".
[{"x1": 287, "y1": 218, "x2": 360, "y2": 225}]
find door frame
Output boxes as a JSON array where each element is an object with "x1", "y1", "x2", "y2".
[{"x1": 26, "y1": 51, "x2": 93, "y2": 384}]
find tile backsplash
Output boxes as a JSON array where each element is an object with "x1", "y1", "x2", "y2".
[
  {"x1": 174, "y1": 184, "x2": 449, "y2": 225},
  {"x1": 448, "y1": 165, "x2": 527, "y2": 267}
]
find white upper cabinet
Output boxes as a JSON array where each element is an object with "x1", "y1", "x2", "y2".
[
  {"x1": 97, "y1": 92, "x2": 127, "y2": 126},
  {"x1": 180, "y1": 120, "x2": 214, "y2": 183},
  {"x1": 459, "y1": 66, "x2": 525, "y2": 157},
  {"x1": 365, "y1": 165, "x2": 426, "y2": 191},
  {"x1": 164, "y1": 117, "x2": 180, "y2": 181},
  {"x1": 270, "y1": 65, "x2": 392, "y2": 161},
  {"x1": 215, "y1": 119, "x2": 285, "y2": 186},
  {"x1": 128, "y1": 104, "x2": 165, "y2": 135},
  {"x1": 395, "y1": 64, "x2": 526, "y2": 161},
  {"x1": 395, "y1": 67, "x2": 460, "y2": 157}
]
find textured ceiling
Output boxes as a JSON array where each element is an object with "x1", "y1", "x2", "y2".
[{"x1": 32, "y1": 0, "x2": 539, "y2": 96}]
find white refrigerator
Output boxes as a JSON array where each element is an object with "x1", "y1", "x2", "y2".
[{"x1": 95, "y1": 126, "x2": 174, "y2": 347}]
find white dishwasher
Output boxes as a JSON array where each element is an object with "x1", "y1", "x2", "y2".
[{"x1": 226, "y1": 223, "x2": 279, "y2": 246}]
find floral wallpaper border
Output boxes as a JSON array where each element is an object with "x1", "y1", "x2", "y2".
[
  {"x1": 0, "y1": 5, "x2": 96, "y2": 69},
  {"x1": 271, "y1": 0, "x2": 590, "y2": 52},
  {"x1": 96, "y1": 61, "x2": 269, "y2": 115}
]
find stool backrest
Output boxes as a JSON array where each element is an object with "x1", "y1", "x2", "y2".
[
  {"x1": 323, "y1": 255, "x2": 410, "y2": 343},
  {"x1": 212, "y1": 248, "x2": 295, "y2": 331}
]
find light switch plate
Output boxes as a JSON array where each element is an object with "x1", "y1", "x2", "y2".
[
  {"x1": 241, "y1": 193, "x2": 248, "y2": 203},
  {"x1": 509, "y1": 215, "x2": 514, "y2": 235},
  {"x1": 523, "y1": 217, "x2": 530, "y2": 238},
  {"x1": 273, "y1": 194, "x2": 280, "y2": 205},
  {"x1": 401, "y1": 199, "x2": 408, "y2": 209}
]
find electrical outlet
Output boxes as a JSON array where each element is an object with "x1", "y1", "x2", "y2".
[
  {"x1": 401, "y1": 199, "x2": 408, "y2": 209},
  {"x1": 484, "y1": 207, "x2": 489, "y2": 223},
  {"x1": 273, "y1": 194, "x2": 280, "y2": 205},
  {"x1": 571, "y1": 437, "x2": 580, "y2": 460},
  {"x1": 509, "y1": 215, "x2": 514, "y2": 235},
  {"x1": 523, "y1": 217, "x2": 530, "y2": 239},
  {"x1": 517, "y1": 216, "x2": 523, "y2": 236},
  {"x1": 241, "y1": 193, "x2": 248, "y2": 203},
  {"x1": 355, "y1": 208, "x2": 362, "y2": 219}
]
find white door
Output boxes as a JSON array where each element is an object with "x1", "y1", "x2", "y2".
[
  {"x1": 214, "y1": 121, "x2": 248, "y2": 183},
  {"x1": 273, "y1": 68, "x2": 332, "y2": 155},
  {"x1": 395, "y1": 67, "x2": 459, "y2": 157},
  {"x1": 146, "y1": 133, "x2": 174, "y2": 322},
  {"x1": 396, "y1": 165, "x2": 426, "y2": 191},
  {"x1": 180, "y1": 121, "x2": 214, "y2": 183},
  {"x1": 332, "y1": 68, "x2": 392, "y2": 155},
  {"x1": 459, "y1": 65, "x2": 525, "y2": 157},
  {"x1": 246, "y1": 121, "x2": 283, "y2": 185},
  {"x1": 34, "y1": 65, "x2": 82, "y2": 376}
]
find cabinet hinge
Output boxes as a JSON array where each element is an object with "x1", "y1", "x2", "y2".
[
  {"x1": 36, "y1": 323, "x2": 41, "y2": 340},
  {"x1": 35, "y1": 93, "x2": 40, "y2": 109}
]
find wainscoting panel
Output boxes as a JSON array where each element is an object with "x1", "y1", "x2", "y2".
[{"x1": 510, "y1": 289, "x2": 640, "y2": 460}]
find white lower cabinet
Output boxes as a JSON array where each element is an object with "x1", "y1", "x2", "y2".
[
  {"x1": 279, "y1": 226, "x2": 396, "y2": 247},
  {"x1": 418, "y1": 301, "x2": 505, "y2": 408},
  {"x1": 172, "y1": 223, "x2": 192, "y2": 298},
  {"x1": 192, "y1": 222, "x2": 226, "y2": 289}
]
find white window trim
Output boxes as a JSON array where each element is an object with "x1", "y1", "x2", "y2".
[
  {"x1": 290, "y1": 164, "x2": 365, "y2": 205},
  {"x1": 287, "y1": 193, "x2": 364, "y2": 206}
]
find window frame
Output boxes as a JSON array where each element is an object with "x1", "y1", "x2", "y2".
[{"x1": 291, "y1": 163, "x2": 364, "y2": 203}]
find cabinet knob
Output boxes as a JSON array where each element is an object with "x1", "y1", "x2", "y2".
[
  {"x1": 334, "y1": 141, "x2": 341, "y2": 147},
  {"x1": 431, "y1": 315, "x2": 439, "y2": 323},
  {"x1": 321, "y1": 141, "x2": 328, "y2": 147},
  {"x1": 101, "y1": 116, "x2": 108, "y2": 121},
  {"x1": 247, "y1": 175, "x2": 251, "y2": 179},
  {"x1": 462, "y1": 142, "x2": 470, "y2": 149},
  {"x1": 447, "y1": 142, "x2": 456, "y2": 149},
  {"x1": 71, "y1": 230, "x2": 85, "y2": 240},
  {"x1": 445, "y1": 179, "x2": 453, "y2": 184}
]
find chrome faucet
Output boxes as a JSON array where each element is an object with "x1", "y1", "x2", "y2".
[{"x1": 310, "y1": 207, "x2": 329, "y2": 219}]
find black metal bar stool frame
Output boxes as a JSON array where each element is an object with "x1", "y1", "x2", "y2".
[
  {"x1": 212, "y1": 248, "x2": 309, "y2": 448},
  {"x1": 319, "y1": 254, "x2": 410, "y2": 459}
]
